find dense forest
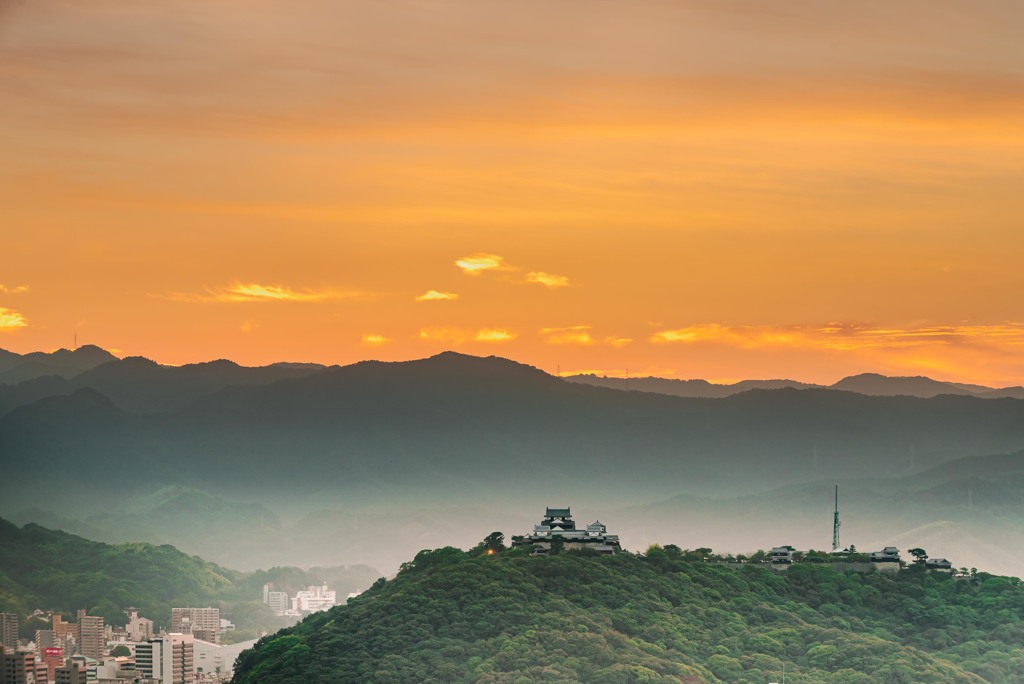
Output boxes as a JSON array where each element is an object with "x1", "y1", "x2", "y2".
[
  {"x1": 0, "y1": 518, "x2": 378, "y2": 642},
  {"x1": 233, "y1": 539, "x2": 1024, "y2": 683}
]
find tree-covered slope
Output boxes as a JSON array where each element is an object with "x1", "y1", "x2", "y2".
[
  {"x1": 233, "y1": 545, "x2": 1024, "y2": 684},
  {"x1": 0, "y1": 518, "x2": 379, "y2": 640}
]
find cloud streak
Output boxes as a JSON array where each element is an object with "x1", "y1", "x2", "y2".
[
  {"x1": 541, "y1": 326, "x2": 594, "y2": 346},
  {"x1": 0, "y1": 307, "x2": 28, "y2": 329},
  {"x1": 650, "y1": 322, "x2": 1024, "y2": 352},
  {"x1": 361, "y1": 333, "x2": 390, "y2": 346},
  {"x1": 0, "y1": 285, "x2": 29, "y2": 295},
  {"x1": 418, "y1": 326, "x2": 516, "y2": 344},
  {"x1": 525, "y1": 272, "x2": 570, "y2": 288},
  {"x1": 452, "y1": 254, "x2": 573, "y2": 289},
  {"x1": 454, "y1": 253, "x2": 513, "y2": 276},
  {"x1": 168, "y1": 282, "x2": 366, "y2": 303},
  {"x1": 541, "y1": 326, "x2": 632, "y2": 347},
  {"x1": 414, "y1": 290, "x2": 459, "y2": 302}
]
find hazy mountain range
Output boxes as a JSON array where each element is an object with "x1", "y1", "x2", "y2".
[
  {"x1": 568, "y1": 371, "x2": 1024, "y2": 399},
  {"x1": 1, "y1": 346, "x2": 1023, "y2": 576}
]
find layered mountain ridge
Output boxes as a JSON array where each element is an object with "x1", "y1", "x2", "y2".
[{"x1": 1, "y1": 347, "x2": 1023, "y2": 575}]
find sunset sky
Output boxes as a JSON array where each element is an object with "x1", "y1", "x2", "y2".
[{"x1": 2, "y1": 0, "x2": 1023, "y2": 384}]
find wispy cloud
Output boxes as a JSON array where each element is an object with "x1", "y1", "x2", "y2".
[
  {"x1": 475, "y1": 328, "x2": 515, "y2": 342},
  {"x1": 167, "y1": 282, "x2": 365, "y2": 303},
  {"x1": 451, "y1": 255, "x2": 573, "y2": 290},
  {"x1": 541, "y1": 326, "x2": 631, "y2": 347},
  {"x1": 541, "y1": 326, "x2": 595, "y2": 346},
  {"x1": 418, "y1": 327, "x2": 516, "y2": 344},
  {"x1": 526, "y1": 272, "x2": 571, "y2": 288},
  {"x1": 454, "y1": 253, "x2": 513, "y2": 276},
  {"x1": 604, "y1": 336, "x2": 633, "y2": 348},
  {"x1": 0, "y1": 307, "x2": 28, "y2": 330},
  {"x1": 650, "y1": 322, "x2": 1024, "y2": 351},
  {"x1": 815, "y1": 323, "x2": 1024, "y2": 350},
  {"x1": 361, "y1": 333, "x2": 390, "y2": 346},
  {"x1": 651, "y1": 324, "x2": 786, "y2": 347},
  {"x1": 418, "y1": 327, "x2": 465, "y2": 344},
  {"x1": 0, "y1": 285, "x2": 29, "y2": 295},
  {"x1": 414, "y1": 289, "x2": 459, "y2": 302}
]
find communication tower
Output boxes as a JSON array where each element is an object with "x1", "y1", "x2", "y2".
[{"x1": 832, "y1": 483, "x2": 841, "y2": 552}]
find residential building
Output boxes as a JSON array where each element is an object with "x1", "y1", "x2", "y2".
[
  {"x1": 266, "y1": 593, "x2": 289, "y2": 615},
  {"x1": 66, "y1": 656, "x2": 97, "y2": 683},
  {"x1": 53, "y1": 660, "x2": 86, "y2": 684},
  {"x1": 75, "y1": 616, "x2": 103, "y2": 660},
  {"x1": 291, "y1": 584, "x2": 336, "y2": 613},
  {"x1": 0, "y1": 614, "x2": 18, "y2": 652},
  {"x1": 37, "y1": 641, "x2": 64, "y2": 682},
  {"x1": 170, "y1": 610, "x2": 219, "y2": 645},
  {"x1": 50, "y1": 618, "x2": 72, "y2": 650},
  {"x1": 0, "y1": 649, "x2": 38, "y2": 684},
  {"x1": 262, "y1": 585, "x2": 290, "y2": 617},
  {"x1": 134, "y1": 634, "x2": 193, "y2": 684},
  {"x1": 94, "y1": 658, "x2": 135, "y2": 684}
]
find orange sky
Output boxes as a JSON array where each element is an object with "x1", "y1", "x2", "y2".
[{"x1": 2, "y1": 0, "x2": 1024, "y2": 385}]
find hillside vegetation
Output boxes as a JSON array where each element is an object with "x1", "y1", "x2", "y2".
[
  {"x1": 233, "y1": 543, "x2": 1024, "y2": 684},
  {"x1": 0, "y1": 519, "x2": 378, "y2": 641}
]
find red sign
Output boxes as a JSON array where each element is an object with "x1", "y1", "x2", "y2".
[{"x1": 44, "y1": 647, "x2": 63, "y2": 657}]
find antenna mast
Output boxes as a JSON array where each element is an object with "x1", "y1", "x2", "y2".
[{"x1": 832, "y1": 483, "x2": 841, "y2": 552}]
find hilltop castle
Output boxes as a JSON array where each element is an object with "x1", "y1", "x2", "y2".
[{"x1": 511, "y1": 507, "x2": 621, "y2": 554}]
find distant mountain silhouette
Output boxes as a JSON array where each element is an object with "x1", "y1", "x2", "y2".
[
  {"x1": 976, "y1": 386, "x2": 1024, "y2": 399},
  {"x1": 568, "y1": 370, "x2": 1017, "y2": 399},
  {"x1": 3, "y1": 351, "x2": 1024, "y2": 507},
  {"x1": 566, "y1": 374, "x2": 820, "y2": 398},
  {"x1": 0, "y1": 344, "x2": 117, "y2": 383},
  {"x1": 0, "y1": 353, "x2": 325, "y2": 415},
  {"x1": 829, "y1": 372, "x2": 974, "y2": 398}
]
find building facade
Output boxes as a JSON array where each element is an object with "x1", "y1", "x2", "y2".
[
  {"x1": 53, "y1": 660, "x2": 87, "y2": 684},
  {"x1": 76, "y1": 616, "x2": 104, "y2": 660},
  {"x1": 0, "y1": 650, "x2": 38, "y2": 684},
  {"x1": 0, "y1": 613, "x2": 18, "y2": 652},
  {"x1": 170, "y1": 609, "x2": 220, "y2": 645},
  {"x1": 135, "y1": 634, "x2": 194, "y2": 684},
  {"x1": 291, "y1": 584, "x2": 336, "y2": 613}
]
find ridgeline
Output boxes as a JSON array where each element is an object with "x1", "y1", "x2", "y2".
[{"x1": 233, "y1": 543, "x2": 1024, "y2": 684}]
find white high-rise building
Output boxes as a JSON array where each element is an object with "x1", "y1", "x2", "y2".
[
  {"x1": 262, "y1": 583, "x2": 290, "y2": 616},
  {"x1": 292, "y1": 583, "x2": 336, "y2": 613},
  {"x1": 267, "y1": 592, "x2": 289, "y2": 615},
  {"x1": 134, "y1": 634, "x2": 194, "y2": 684}
]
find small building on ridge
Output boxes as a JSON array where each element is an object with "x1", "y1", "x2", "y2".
[{"x1": 511, "y1": 507, "x2": 621, "y2": 554}]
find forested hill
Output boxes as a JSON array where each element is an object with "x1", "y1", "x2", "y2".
[
  {"x1": 233, "y1": 544, "x2": 1024, "y2": 684},
  {"x1": 0, "y1": 519, "x2": 379, "y2": 640}
]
